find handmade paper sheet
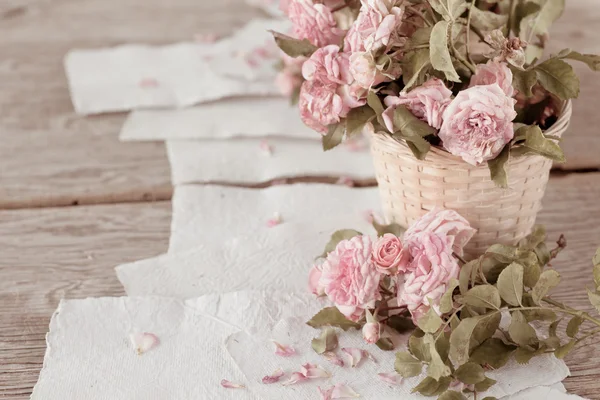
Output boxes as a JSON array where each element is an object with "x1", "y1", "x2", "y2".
[
  {"x1": 166, "y1": 137, "x2": 374, "y2": 185},
  {"x1": 65, "y1": 19, "x2": 288, "y2": 114},
  {"x1": 119, "y1": 97, "x2": 314, "y2": 141},
  {"x1": 31, "y1": 291, "x2": 575, "y2": 399}
]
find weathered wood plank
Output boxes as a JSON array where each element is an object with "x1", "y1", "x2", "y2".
[{"x1": 0, "y1": 175, "x2": 600, "y2": 397}]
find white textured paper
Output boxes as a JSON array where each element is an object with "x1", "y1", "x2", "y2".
[
  {"x1": 166, "y1": 137, "x2": 374, "y2": 185},
  {"x1": 169, "y1": 184, "x2": 381, "y2": 252},
  {"x1": 31, "y1": 291, "x2": 576, "y2": 399},
  {"x1": 65, "y1": 19, "x2": 289, "y2": 114},
  {"x1": 119, "y1": 97, "x2": 314, "y2": 141}
]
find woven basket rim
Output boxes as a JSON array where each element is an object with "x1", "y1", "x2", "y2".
[{"x1": 372, "y1": 100, "x2": 572, "y2": 165}]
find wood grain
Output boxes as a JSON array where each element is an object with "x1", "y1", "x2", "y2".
[{"x1": 1, "y1": 174, "x2": 600, "y2": 398}]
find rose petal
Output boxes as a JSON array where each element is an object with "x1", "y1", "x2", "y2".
[
  {"x1": 262, "y1": 369, "x2": 285, "y2": 384},
  {"x1": 282, "y1": 371, "x2": 309, "y2": 386},
  {"x1": 139, "y1": 78, "x2": 158, "y2": 88},
  {"x1": 301, "y1": 363, "x2": 330, "y2": 379},
  {"x1": 272, "y1": 341, "x2": 296, "y2": 357},
  {"x1": 331, "y1": 383, "x2": 360, "y2": 398},
  {"x1": 266, "y1": 212, "x2": 283, "y2": 228},
  {"x1": 378, "y1": 372, "x2": 402, "y2": 385},
  {"x1": 220, "y1": 379, "x2": 245, "y2": 389},
  {"x1": 259, "y1": 139, "x2": 274, "y2": 156},
  {"x1": 318, "y1": 386, "x2": 335, "y2": 400},
  {"x1": 341, "y1": 347, "x2": 368, "y2": 368},
  {"x1": 323, "y1": 351, "x2": 345, "y2": 367},
  {"x1": 129, "y1": 332, "x2": 159, "y2": 355},
  {"x1": 336, "y1": 176, "x2": 354, "y2": 187}
]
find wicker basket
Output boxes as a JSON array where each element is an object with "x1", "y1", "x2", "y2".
[{"x1": 370, "y1": 101, "x2": 572, "y2": 259}]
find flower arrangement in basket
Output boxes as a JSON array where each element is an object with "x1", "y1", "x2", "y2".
[
  {"x1": 272, "y1": 0, "x2": 600, "y2": 256},
  {"x1": 306, "y1": 208, "x2": 600, "y2": 399}
]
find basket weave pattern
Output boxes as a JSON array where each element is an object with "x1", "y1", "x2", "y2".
[{"x1": 370, "y1": 101, "x2": 572, "y2": 259}]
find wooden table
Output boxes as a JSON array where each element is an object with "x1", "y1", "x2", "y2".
[{"x1": 0, "y1": 1, "x2": 599, "y2": 398}]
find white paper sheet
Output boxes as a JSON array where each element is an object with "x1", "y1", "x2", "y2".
[
  {"x1": 119, "y1": 97, "x2": 314, "y2": 141},
  {"x1": 166, "y1": 137, "x2": 374, "y2": 185},
  {"x1": 65, "y1": 19, "x2": 289, "y2": 114},
  {"x1": 31, "y1": 291, "x2": 576, "y2": 400},
  {"x1": 169, "y1": 184, "x2": 381, "y2": 252}
]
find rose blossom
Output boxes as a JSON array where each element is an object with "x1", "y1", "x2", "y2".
[
  {"x1": 302, "y1": 45, "x2": 352, "y2": 86},
  {"x1": 362, "y1": 310, "x2": 381, "y2": 344},
  {"x1": 397, "y1": 232, "x2": 460, "y2": 323},
  {"x1": 372, "y1": 233, "x2": 410, "y2": 275},
  {"x1": 354, "y1": 0, "x2": 405, "y2": 51},
  {"x1": 403, "y1": 208, "x2": 476, "y2": 257},
  {"x1": 383, "y1": 78, "x2": 453, "y2": 131},
  {"x1": 349, "y1": 51, "x2": 388, "y2": 89},
  {"x1": 439, "y1": 84, "x2": 517, "y2": 166},
  {"x1": 470, "y1": 60, "x2": 514, "y2": 97},
  {"x1": 320, "y1": 235, "x2": 382, "y2": 321},
  {"x1": 344, "y1": 24, "x2": 366, "y2": 53},
  {"x1": 298, "y1": 79, "x2": 344, "y2": 134},
  {"x1": 287, "y1": 0, "x2": 344, "y2": 47},
  {"x1": 308, "y1": 263, "x2": 325, "y2": 295}
]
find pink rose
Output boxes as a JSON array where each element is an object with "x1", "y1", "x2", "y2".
[
  {"x1": 298, "y1": 79, "x2": 344, "y2": 134},
  {"x1": 344, "y1": 24, "x2": 366, "y2": 53},
  {"x1": 349, "y1": 52, "x2": 388, "y2": 89},
  {"x1": 362, "y1": 322, "x2": 380, "y2": 344},
  {"x1": 470, "y1": 60, "x2": 514, "y2": 97},
  {"x1": 397, "y1": 232, "x2": 460, "y2": 323},
  {"x1": 320, "y1": 235, "x2": 382, "y2": 322},
  {"x1": 302, "y1": 45, "x2": 352, "y2": 86},
  {"x1": 354, "y1": 0, "x2": 405, "y2": 51},
  {"x1": 383, "y1": 78, "x2": 453, "y2": 131},
  {"x1": 287, "y1": 0, "x2": 345, "y2": 47},
  {"x1": 372, "y1": 233, "x2": 410, "y2": 275},
  {"x1": 308, "y1": 263, "x2": 325, "y2": 296},
  {"x1": 439, "y1": 84, "x2": 517, "y2": 166},
  {"x1": 403, "y1": 207, "x2": 476, "y2": 257}
]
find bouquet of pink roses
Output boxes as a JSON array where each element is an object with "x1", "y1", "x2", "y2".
[{"x1": 273, "y1": 0, "x2": 600, "y2": 186}]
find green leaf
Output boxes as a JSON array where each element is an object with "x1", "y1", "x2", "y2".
[
  {"x1": 509, "y1": 311, "x2": 538, "y2": 346},
  {"x1": 440, "y1": 278, "x2": 460, "y2": 314},
  {"x1": 449, "y1": 313, "x2": 502, "y2": 364},
  {"x1": 558, "y1": 49, "x2": 600, "y2": 71},
  {"x1": 306, "y1": 307, "x2": 362, "y2": 331},
  {"x1": 372, "y1": 220, "x2": 405, "y2": 237},
  {"x1": 486, "y1": 244, "x2": 520, "y2": 263},
  {"x1": 367, "y1": 90, "x2": 385, "y2": 119},
  {"x1": 487, "y1": 145, "x2": 510, "y2": 188},
  {"x1": 517, "y1": 124, "x2": 566, "y2": 162},
  {"x1": 520, "y1": 0, "x2": 566, "y2": 63},
  {"x1": 376, "y1": 337, "x2": 395, "y2": 351},
  {"x1": 417, "y1": 307, "x2": 444, "y2": 334},
  {"x1": 429, "y1": 0, "x2": 468, "y2": 21},
  {"x1": 566, "y1": 315, "x2": 584, "y2": 338},
  {"x1": 497, "y1": 262, "x2": 524, "y2": 306},
  {"x1": 554, "y1": 338, "x2": 576, "y2": 359},
  {"x1": 438, "y1": 391, "x2": 467, "y2": 400},
  {"x1": 394, "y1": 351, "x2": 423, "y2": 378},
  {"x1": 311, "y1": 328, "x2": 338, "y2": 354},
  {"x1": 588, "y1": 289, "x2": 600, "y2": 314},
  {"x1": 512, "y1": 68, "x2": 538, "y2": 97},
  {"x1": 402, "y1": 49, "x2": 432, "y2": 91},
  {"x1": 409, "y1": 331, "x2": 431, "y2": 362},
  {"x1": 319, "y1": 229, "x2": 362, "y2": 258},
  {"x1": 322, "y1": 124, "x2": 345, "y2": 151},
  {"x1": 459, "y1": 260, "x2": 478, "y2": 295},
  {"x1": 512, "y1": 1, "x2": 541, "y2": 36},
  {"x1": 345, "y1": 106, "x2": 376, "y2": 139},
  {"x1": 469, "y1": 338, "x2": 516, "y2": 369},
  {"x1": 455, "y1": 362, "x2": 486, "y2": 385},
  {"x1": 460, "y1": 285, "x2": 501, "y2": 310},
  {"x1": 534, "y1": 58, "x2": 580, "y2": 100},
  {"x1": 470, "y1": 7, "x2": 508, "y2": 32},
  {"x1": 424, "y1": 335, "x2": 452, "y2": 380},
  {"x1": 531, "y1": 269, "x2": 561, "y2": 304},
  {"x1": 391, "y1": 106, "x2": 437, "y2": 137},
  {"x1": 412, "y1": 376, "x2": 451, "y2": 396},
  {"x1": 519, "y1": 225, "x2": 547, "y2": 250},
  {"x1": 514, "y1": 346, "x2": 545, "y2": 364},
  {"x1": 475, "y1": 377, "x2": 497, "y2": 392},
  {"x1": 429, "y1": 21, "x2": 460, "y2": 82},
  {"x1": 270, "y1": 31, "x2": 317, "y2": 58}
]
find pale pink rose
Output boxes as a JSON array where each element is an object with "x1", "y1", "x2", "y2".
[
  {"x1": 298, "y1": 79, "x2": 344, "y2": 134},
  {"x1": 302, "y1": 45, "x2": 352, "y2": 86},
  {"x1": 439, "y1": 84, "x2": 517, "y2": 166},
  {"x1": 470, "y1": 60, "x2": 515, "y2": 97},
  {"x1": 320, "y1": 235, "x2": 382, "y2": 321},
  {"x1": 344, "y1": 24, "x2": 366, "y2": 53},
  {"x1": 288, "y1": 0, "x2": 345, "y2": 47},
  {"x1": 309, "y1": 263, "x2": 325, "y2": 296},
  {"x1": 279, "y1": 0, "x2": 291, "y2": 14},
  {"x1": 349, "y1": 51, "x2": 388, "y2": 89},
  {"x1": 372, "y1": 233, "x2": 410, "y2": 275},
  {"x1": 355, "y1": 0, "x2": 405, "y2": 51},
  {"x1": 383, "y1": 78, "x2": 453, "y2": 131},
  {"x1": 397, "y1": 232, "x2": 460, "y2": 323},
  {"x1": 403, "y1": 207, "x2": 476, "y2": 257}
]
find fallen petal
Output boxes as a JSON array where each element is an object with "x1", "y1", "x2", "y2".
[
  {"x1": 272, "y1": 341, "x2": 296, "y2": 357},
  {"x1": 262, "y1": 369, "x2": 285, "y2": 384},
  {"x1": 259, "y1": 139, "x2": 274, "y2": 156},
  {"x1": 336, "y1": 176, "x2": 354, "y2": 187},
  {"x1": 331, "y1": 383, "x2": 360, "y2": 398},
  {"x1": 129, "y1": 332, "x2": 159, "y2": 355},
  {"x1": 323, "y1": 351, "x2": 344, "y2": 367},
  {"x1": 363, "y1": 210, "x2": 375, "y2": 224},
  {"x1": 378, "y1": 372, "x2": 402, "y2": 385},
  {"x1": 301, "y1": 363, "x2": 330, "y2": 379},
  {"x1": 139, "y1": 78, "x2": 159, "y2": 88},
  {"x1": 266, "y1": 212, "x2": 283, "y2": 228},
  {"x1": 342, "y1": 348, "x2": 368, "y2": 368},
  {"x1": 318, "y1": 386, "x2": 334, "y2": 400},
  {"x1": 221, "y1": 379, "x2": 245, "y2": 389},
  {"x1": 282, "y1": 371, "x2": 308, "y2": 386}
]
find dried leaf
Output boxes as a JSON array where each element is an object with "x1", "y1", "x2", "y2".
[
  {"x1": 460, "y1": 285, "x2": 502, "y2": 310},
  {"x1": 372, "y1": 220, "x2": 405, "y2": 237},
  {"x1": 307, "y1": 307, "x2": 362, "y2": 331},
  {"x1": 319, "y1": 230, "x2": 362, "y2": 259},
  {"x1": 532, "y1": 269, "x2": 561, "y2": 304},
  {"x1": 312, "y1": 328, "x2": 339, "y2": 354},
  {"x1": 438, "y1": 390, "x2": 468, "y2": 400},
  {"x1": 449, "y1": 313, "x2": 502, "y2": 364},
  {"x1": 440, "y1": 278, "x2": 460, "y2": 314},
  {"x1": 534, "y1": 58, "x2": 580, "y2": 100},
  {"x1": 322, "y1": 124, "x2": 346, "y2": 151},
  {"x1": 346, "y1": 106, "x2": 375, "y2": 139},
  {"x1": 554, "y1": 339, "x2": 576, "y2": 359},
  {"x1": 470, "y1": 8, "x2": 508, "y2": 32},
  {"x1": 459, "y1": 260, "x2": 477, "y2": 295},
  {"x1": 497, "y1": 262, "x2": 524, "y2": 306},
  {"x1": 474, "y1": 377, "x2": 497, "y2": 392},
  {"x1": 558, "y1": 49, "x2": 600, "y2": 71},
  {"x1": 409, "y1": 331, "x2": 431, "y2": 362},
  {"x1": 376, "y1": 337, "x2": 396, "y2": 351},
  {"x1": 593, "y1": 248, "x2": 600, "y2": 289},
  {"x1": 487, "y1": 145, "x2": 510, "y2": 188},
  {"x1": 455, "y1": 362, "x2": 486, "y2": 384},
  {"x1": 394, "y1": 351, "x2": 423, "y2": 378},
  {"x1": 386, "y1": 315, "x2": 416, "y2": 334},
  {"x1": 270, "y1": 31, "x2": 317, "y2": 58},
  {"x1": 566, "y1": 316, "x2": 584, "y2": 338},
  {"x1": 520, "y1": 0, "x2": 565, "y2": 63},
  {"x1": 424, "y1": 335, "x2": 451, "y2": 380},
  {"x1": 469, "y1": 338, "x2": 516, "y2": 369},
  {"x1": 417, "y1": 308, "x2": 444, "y2": 334},
  {"x1": 430, "y1": 21, "x2": 460, "y2": 82},
  {"x1": 589, "y1": 290, "x2": 600, "y2": 314},
  {"x1": 518, "y1": 124, "x2": 566, "y2": 162},
  {"x1": 512, "y1": 1, "x2": 541, "y2": 37},
  {"x1": 519, "y1": 225, "x2": 547, "y2": 250},
  {"x1": 509, "y1": 311, "x2": 539, "y2": 346},
  {"x1": 429, "y1": 0, "x2": 468, "y2": 21},
  {"x1": 402, "y1": 49, "x2": 432, "y2": 91},
  {"x1": 511, "y1": 66, "x2": 538, "y2": 97},
  {"x1": 411, "y1": 376, "x2": 451, "y2": 396}
]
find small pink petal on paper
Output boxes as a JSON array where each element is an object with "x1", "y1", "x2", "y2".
[
  {"x1": 341, "y1": 348, "x2": 368, "y2": 368},
  {"x1": 282, "y1": 371, "x2": 309, "y2": 386},
  {"x1": 323, "y1": 351, "x2": 344, "y2": 367},
  {"x1": 262, "y1": 369, "x2": 285, "y2": 384},
  {"x1": 266, "y1": 212, "x2": 283, "y2": 228},
  {"x1": 245, "y1": 56, "x2": 260, "y2": 68},
  {"x1": 272, "y1": 341, "x2": 296, "y2": 357},
  {"x1": 254, "y1": 46, "x2": 271, "y2": 58},
  {"x1": 363, "y1": 210, "x2": 375, "y2": 224},
  {"x1": 194, "y1": 33, "x2": 219, "y2": 43},
  {"x1": 378, "y1": 372, "x2": 402, "y2": 385},
  {"x1": 331, "y1": 383, "x2": 360, "y2": 398},
  {"x1": 259, "y1": 140, "x2": 274, "y2": 156},
  {"x1": 301, "y1": 363, "x2": 330, "y2": 379},
  {"x1": 318, "y1": 386, "x2": 334, "y2": 400},
  {"x1": 129, "y1": 332, "x2": 159, "y2": 355},
  {"x1": 221, "y1": 379, "x2": 245, "y2": 389},
  {"x1": 336, "y1": 176, "x2": 354, "y2": 187},
  {"x1": 139, "y1": 78, "x2": 159, "y2": 88}
]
